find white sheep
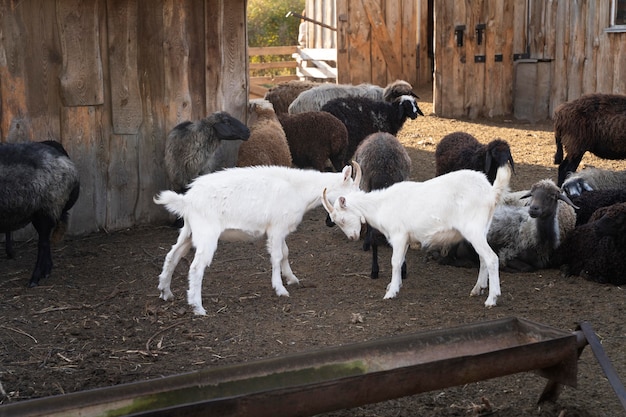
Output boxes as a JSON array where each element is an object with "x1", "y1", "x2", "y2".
[
  {"x1": 322, "y1": 163, "x2": 512, "y2": 307},
  {"x1": 154, "y1": 162, "x2": 361, "y2": 315},
  {"x1": 287, "y1": 79, "x2": 416, "y2": 114},
  {"x1": 237, "y1": 100, "x2": 292, "y2": 167},
  {"x1": 164, "y1": 111, "x2": 250, "y2": 192},
  {"x1": 561, "y1": 167, "x2": 626, "y2": 197}
]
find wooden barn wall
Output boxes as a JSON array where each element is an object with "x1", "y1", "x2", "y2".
[
  {"x1": 335, "y1": 0, "x2": 431, "y2": 88},
  {"x1": 434, "y1": 0, "x2": 626, "y2": 119},
  {"x1": 0, "y1": 0, "x2": 248, "y2": 236}
]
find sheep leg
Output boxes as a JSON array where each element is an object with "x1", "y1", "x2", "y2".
[
  {"x1": 384, "y1": 239, "x2": 408, "y2": 299},
  {"x1": 280, "y1": 240, "x2": 299, "y2": 286},
  {"x1": 267, "y1": 232, "x2": 293, "y2": 297},
  {"x1": 5, "y1": 232, "x2": 15, "y2": 259},
  {"x1": 29, "y1": 216, "x2": 55, "y2": 287},
  {"x1": 469, "y1": 237, "x2": 501, "y2": 307},
  {"x1": 158, "y1": 223, "x2": 193, "y2": 301}
]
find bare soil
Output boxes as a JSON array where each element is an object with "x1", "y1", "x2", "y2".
[{"x1": 2, "y1": 87, "x2": 626, "y2": 416}]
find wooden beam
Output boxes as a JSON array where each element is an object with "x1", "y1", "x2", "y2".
[{"x1": 360, "y1": 0, "x2": 404, "y2": 79}]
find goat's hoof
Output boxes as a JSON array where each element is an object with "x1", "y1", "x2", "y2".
[
  {"x1": 192, "y1": 305, "x2": 207, "y2": 316},
  {"x1": 27, "y1": 281, "x2": 39, "y2": 288},
  {"x1": 159, "y1": 289, "x2": 174, "y2": 301},
  {"x1": 275, "y1": 287, "x2": 290, "y2": 297}
]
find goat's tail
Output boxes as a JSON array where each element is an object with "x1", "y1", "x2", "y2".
[
  {"x1": 153, "y1": 190, "x2": 187, "y2": 217},
  {"x1": 492, "y1": 164, "x2": 512, "y2": 205}
]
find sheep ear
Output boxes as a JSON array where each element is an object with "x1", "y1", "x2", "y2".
[
  {"x1": 484, "y1": 153, "x2": 493, "y2": 174},
  {"x1": 558, "y1": 192, "x2": 580, "y2": 210}
]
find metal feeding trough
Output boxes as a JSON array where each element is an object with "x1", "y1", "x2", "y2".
[{"x1": 0, "y1": 317, "x2": 589, "y2": 417}]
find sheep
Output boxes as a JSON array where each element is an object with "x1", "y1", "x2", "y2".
[
  {"x1": 287, "y1": 79, "x2": 416, "y2": 114},
  {"x1": 0, "y1": 140, "x2": 80, "y2": 287},
  {"x1": 353, "y1": 132, "x2": 412, "y2": 280},
  {"x1": 164, "y1": 111, "x2": 251, "y2": 192},
  {"x1": 561, "y1": 167, "x2": 626, "y2": 197},
  {"x1": 278, "y1": 111, "x2": 348, "y2": 172},
  {"x1": 569, "y1": 188, "x2": 626, "y2": 225},
  {"x1": 552, "y1": 202, "x2": 626, "y2": 285},
  {"x1": 553, "y1": 93, "x2": 626, "y2": 186},
  {"x1": 154, "y1": 162, "x2": 361, "y2": 316},
  {"x1": 264, "y1": 80, "x2": 319, "y2": 115},
  {"x1": 322, "y1": 163, "x2": 512, "y2": 307},
  {"x1": 438, "y1": 180, "x2": 577, "y2": 272},
  {"x1": 435, "y1": 131, "x2": 515, "y2": 184},
  {"x1": 236, "y1": 100, "x2": 292, "y2": 167},
  {"x1": 321, "y1": 95, "x2": 424, "y2": 164}
]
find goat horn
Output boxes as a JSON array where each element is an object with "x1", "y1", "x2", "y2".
[
  {"x1": 558, "y1": 192, "x2": 580, "y2": 210},
  {"x1": 351, "y1": 160, "x2": 362, "y2": 188},
  {"x1": 322, "y1": 188, "x2": 334, "y2": 214}
]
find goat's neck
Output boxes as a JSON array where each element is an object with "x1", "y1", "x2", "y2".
[
  {"x1": 535, "y1": 208, "x2": 560, "y2": 248},
  {"x1": 295, "y1": 171, "x2": 347, "y2": 212},
  {"x1": 345, "y1": 190, "x2": 386, "y2": 229}
]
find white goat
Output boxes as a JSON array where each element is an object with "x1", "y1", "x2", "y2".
[
  {"x1": 154, "y1": 163, "x2": 361, "y2": 315},
  {"x1": 322, "y1": 163, "x2": 512, "y2": 307}
]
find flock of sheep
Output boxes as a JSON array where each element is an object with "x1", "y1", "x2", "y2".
[{"x1": 1, "y1": 80, "x2": 626, "y2": 316}]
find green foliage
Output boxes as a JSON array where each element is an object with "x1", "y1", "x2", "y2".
[{"x1": 248, "y1": 0, "x2": 305, "y2": 47}]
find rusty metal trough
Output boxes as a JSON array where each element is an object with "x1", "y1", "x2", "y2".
[{"x1": 0, "y1": 317, "x2": 586, "y2": 417}]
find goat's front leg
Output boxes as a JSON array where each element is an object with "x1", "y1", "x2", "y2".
[
  {"x1": 384, "y1": 240, "x2": 408, "y2": 299},
  {"x1": 470, "y1": 238, "x2": 501, "y2": 307},
  {"x1": 158, "y1": 224, "x2": 193, "y2": 301},
  {"x1": 267, "y1": 233, "x2": 292, "y2": 296}
]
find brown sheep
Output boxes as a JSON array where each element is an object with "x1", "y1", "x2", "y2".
[
  {"x1": 435, "y1": 131, "x2": 515, "y2": 184},
  {"x1": 237, "y1": 101, "x2": 292, "y2": 168},
  {"x1": 278, "y1": 111, "x2": 348, "y2": 172},
  {"x1": 264, "y1": 80, "x2": 319, "y2": 115},
  {"x1": 553, "y1": 93, "x2": 626, "y2": 186}
]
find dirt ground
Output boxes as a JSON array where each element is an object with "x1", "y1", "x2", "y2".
[{"x1": 2, "y1": 87, "x2": 626, "y2": 417}]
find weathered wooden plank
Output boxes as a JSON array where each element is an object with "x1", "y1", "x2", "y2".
[
  {"x1": 345, "y1": 0, "x2": 372, "y2": 84},
  {"x1": 415, "y1": 0, "x2": 431, "y2": 87},
  {"x1": 550, "y1": 0, "x2": 569, "y2": 111},
  {"x1": 56, "y1": 0, "x2": 104, "y2": 106},
  {"x1": 361, "y1": 0, "x2": 403, "y2": 82},
  {"x1": 464, "y1": 0, "x2": 483, "y2": 119},
  {"x1": 60, "y1": 106, "x2": 107, "y2": 234},
  {"x1": 613, "y1": 33, "x2": 626, "y2": 93},
  {"x1": 566, "y1": 0, "x2": 585, "y2": 100},
  {"x1": 106, "y1": 134, "x2": 139, "y2": 229},
  {"x1": 0, "y1": 1, "x2": 31, "y2": 142},
  {"x1": 595, "y1": 1, "x2": 614, "y2": 93},
  {"x1": 335, "y1": 0, "x2": 349, "y2": 83},
  {"x1": 581, "y1": 0, "x2": 599, "y2": 93},
  {"x1": 107, "y1": 0, "x2": 143, "y2": 134}
]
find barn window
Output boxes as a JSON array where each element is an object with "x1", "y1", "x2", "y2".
[{"x1": 608, "y1": 0, "x2": 626, "y2": 31}]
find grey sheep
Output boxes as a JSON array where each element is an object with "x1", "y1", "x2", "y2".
[
  {"x1": 321, "y1": 95, "x2": 424, "y2": 164},
  {"x1": 288, "y1": 79, "x2": 417, "y2": 114},
  {"x1": 435, "y1": 131, "x2": 515, "y2": 184},
  {"x1": 264, "y1": 80, "x2": 319, "y2": 115},
  {"x1": 237, "y1": 101, "x2": 292, "y2": 167},
  {"x1": 561, "y1": 167, "x2": 626, "y2": 197},
  {"x1": 353, "y1": 132, "x2": 412, "y2": 279},
  {"x1": 0, "y1": 140, "x2": 80, "y2": 287},
  {"x1": 278, "y1": 111, "x2": 348, "y2": 172},
  {"x1": 164, "y1": 111, "x2": 250, "y2": 192},
  {"x1": 552, "y1": 201, "x2": 626, "y2": 285},
  {"x1": 439, "y1": 180, "x2": 577, "y2": 272},
  {"x1": 553, "y1": 93, "x2": 626, "y2": 186}
]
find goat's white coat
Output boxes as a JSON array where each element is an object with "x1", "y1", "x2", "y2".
[
  {"x1": 154, "y1": 164, "x2": 360, "y2": 315},
  {"x1": 323, "y1": 165, "x2": 512, "y2": 306}
]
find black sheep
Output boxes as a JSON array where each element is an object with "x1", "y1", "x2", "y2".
[
  {"x1": 435, "y1": 131, "x2": 515, "y2": 184},
  {"x1": 552, "y1": 202, "x2": 626, "y2": 285},
  {"x1": 570, "y1": 188, "x2": 626, "y2": 225},
  {"x1": 553, "y1": 93, "x2": 626, "y2": 186},
  {"x1": 321, "y1": 94, "x2": 424, "y2": 165},
  {"x1": 0, "y1": 140, "x2": 80, "y2": 287}
]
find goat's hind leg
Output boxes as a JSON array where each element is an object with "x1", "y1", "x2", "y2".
[{"x1": 158, "y1": 223, "x2": 193, "y2": 301}]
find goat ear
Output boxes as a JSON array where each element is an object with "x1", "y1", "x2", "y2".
[
  {"x1": 360, "y1": 215, "x2": 366, "y2": 224},
  {"x1": 351, "y1": 160, "x2": 362, "y2": 187},
  {"x1": 520, "y1": 191, "x2": 532, "y2": 200},
  {"x1": 339, "y1": 196, "x2": 347, "y2": 209},
  {"x1": 558, "y1": 192, "x2": 580, "y2": 210}
]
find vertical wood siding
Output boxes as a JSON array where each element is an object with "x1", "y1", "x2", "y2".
[{"x1": 0, "y1": 0, "x2": 248, "y2": 235}]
